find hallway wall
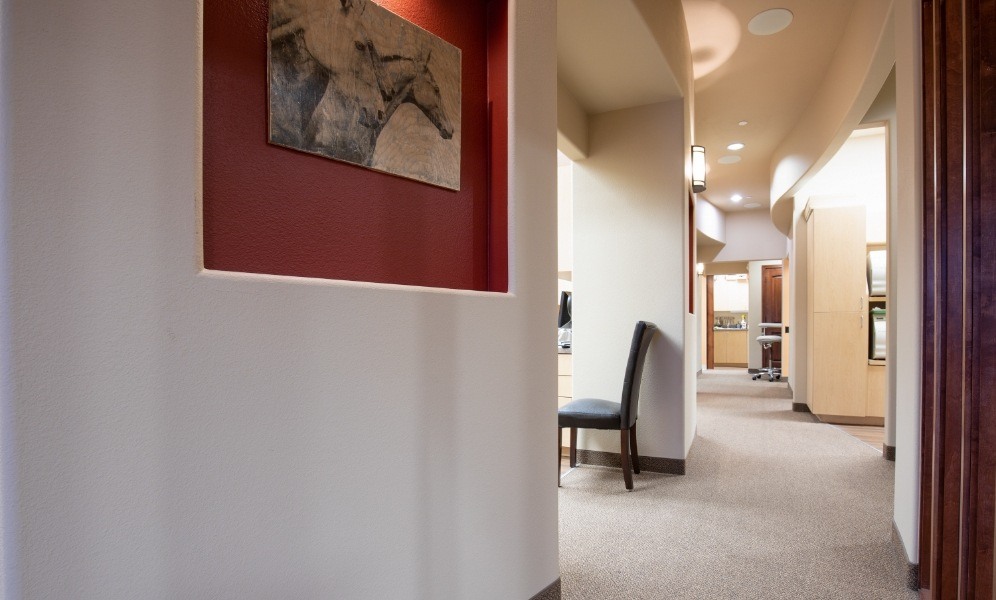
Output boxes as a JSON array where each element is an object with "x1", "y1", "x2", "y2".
[
  {"x1": 0, "y1": 1, "x2": 559, "y2": 598},
  {"x1": 573, "y1": 99, "x2": 694, "y2": 459}
]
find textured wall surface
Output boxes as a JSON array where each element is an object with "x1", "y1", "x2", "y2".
[
  {"x1": 0, "y1": 0, "x2": 557, "y2": 598},
  {"x1": 203, "y1": 0, "x2": 507, "y2": 290}
]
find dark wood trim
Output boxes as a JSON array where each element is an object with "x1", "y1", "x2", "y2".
[
  {"x1": 883, "y1": 444, "x2": 896, "y2": 462},
  {"x1": 689, "y1": 192, "x2": 696, "y2": 314},
  {"x1": 706, "y1": 275, "x2": 715, "y2": 369},
  {"x1": 529, "y1": 578, "x2": 561, "y2": 600},
  {"x1": 575, "y1": 449, "x2": 685, "y2": 475},
  {"x1": 920, "y1": 0, "x2": 996, "y2": 596},
  {"x1": 918, "y1": 0, "x2": 936, "y2": 587},
  {"x1": 893, "y1": 521, "x2": 921, "y2": 591}
]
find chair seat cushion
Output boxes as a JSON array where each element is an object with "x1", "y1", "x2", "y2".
[{"x1": 558, "y1": 398, "x2": 622, "y2": 429}]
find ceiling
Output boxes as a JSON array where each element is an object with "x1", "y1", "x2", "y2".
[{"x1": 557, "y1": 0, "x2": 860, "y2": 213}]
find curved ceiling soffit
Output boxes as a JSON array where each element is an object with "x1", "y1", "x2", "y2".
[{"x1": 768, "y1": 0, "x2": 896, "y2": 237}]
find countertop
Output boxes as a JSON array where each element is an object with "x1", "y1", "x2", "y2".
[{"x1": 713, "y1": 327, "x2": 749, "y2": 331}]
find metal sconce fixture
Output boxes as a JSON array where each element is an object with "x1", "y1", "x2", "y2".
[{"x1": 691, "y1": 145, "x2": 707, "y2": 193}]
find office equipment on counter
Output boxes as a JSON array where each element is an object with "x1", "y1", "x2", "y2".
[
  {"x1": 867, "y1": 250, "x2": 887, "y2": 296},
  {"x1": 558, "y1": 291, "x2": 572, "y2": 348},
  {"x1": 870, "y1": 308, "x2": 887, "y2": 360}
]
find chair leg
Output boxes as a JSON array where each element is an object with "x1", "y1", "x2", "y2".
[
  {"x1": 558, "y1": 427, "x2": 562, "y2": 487},
  {"x1": 629, "y1": 424, "x2": 641, "y2": 474},
  {"x1": 569, "y1": 428, "x2": 578, "y2": 468},
  {"x1": 620, "y1": 429, "x2": 633, "y2": 491}
]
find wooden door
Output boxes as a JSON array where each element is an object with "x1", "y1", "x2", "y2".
[
  {"x1": 919, "y1": 0, "x2": 996, "y2": 595},
  {"x1": 761, "y1": 265, "x2": 783, "y2": 368}
]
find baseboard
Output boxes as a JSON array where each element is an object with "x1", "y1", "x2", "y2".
[
  {"x1": 891, "y1": 521, "x2": 920, "y2": 591},
  {"x1": 576, "y1": 449, "x2": 685, "y2": 475},
  {"x1": 814, "y1": 414, "x2": 885, "y2": 426},
  {"x1": 529, "y1": 578, "x2": 561, "y2": 600},
  {"x1": 883, "y1": 444, "x2": 896, "y2": 461},
  {"x1": 792, "y1": 402, "x2": 811, "y2": 413}
]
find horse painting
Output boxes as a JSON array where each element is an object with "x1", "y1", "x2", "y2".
[{"x1": 268, "y1": 0, "x2": 461, "y2": 190}]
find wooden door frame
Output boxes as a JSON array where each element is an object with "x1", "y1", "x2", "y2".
[
  {"x1": 919, "y1": 0, "x2": 996, "y2": 596},
  {"x1": 706, "y1": 275, "x2": 715, "y2": 369},
  {"x1": 761, "y1": 265, "x2": 783, "y2": 368}
]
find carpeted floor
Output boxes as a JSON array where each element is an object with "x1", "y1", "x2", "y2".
[{"x1": 558, "y1": 369, "x2": 916, "y2": 599}]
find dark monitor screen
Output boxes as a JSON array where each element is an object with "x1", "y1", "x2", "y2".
[{"x1": 558, "y1": 291, "x2": 572, "y2": 329}]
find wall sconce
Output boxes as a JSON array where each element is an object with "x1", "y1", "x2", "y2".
[
  {"x1": 691, "y1": 145, "x2": 707, "y2": 193},
  {"x1": 696, "y1": 262, "x2": 705, "y2": 275}
]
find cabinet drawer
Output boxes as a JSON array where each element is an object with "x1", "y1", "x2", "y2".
[
  {"x1": 557, "y1": 374, "x2": 572, "y2": 397},
  {"x1": 557, "y1": 353, "x2": 572, "y2": 375}
]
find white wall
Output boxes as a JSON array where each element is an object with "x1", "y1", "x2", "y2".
[
  {"x1": 558, "y1": 160, "x2": 574, "y2": 273},
  {"x1": 0, "y1": 1, "x2": 559, "y2": 599},
  {"x1": 796, "y1": 127, "x2": 888, "y2": 243},
  {"x1": 768, "y1": 0, "x2": 895, "y2": 233},
  {"x1": 892, "y1": 0, "x2": 923, "y2": 564},
  {"x1": 573, "y1": 99, "x2": 694, "y2": 460},
  {"x1": 788, "y1": 211, "x2": 810, "y2": 405},
  {"x1": 711, "y1": 210, "x2": 787, "y2": 264},
  {"x1": 696, "y1": 198, "x2": 725, "y2": 244},
  {"x1": 557, "y1": 79, "x2": 589, "y2": 159}
]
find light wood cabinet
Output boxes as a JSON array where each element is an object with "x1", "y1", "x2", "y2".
[
  {"x1": 806, "y1": 205, "x2": 882, "y2": 423},
  {"x1": 866, "y1": 363, "x2": 886, "y2": 418},
  {"x1": 811, "y1": 206, "x2": 867, "y2": 313},
  {"x1": 558, "y1": 352, "x2": 572, "y2": 447},
  {"x1": 810, "y1": 312, "x2": 868, "y2": 416},
  {"x1": 714, "y1": 330, "x2": 748, "y2": 366}
]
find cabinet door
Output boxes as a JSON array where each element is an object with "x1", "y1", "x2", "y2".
[
  {"x1": 811, "y1": 312, "x2": 868, "y2": 416},
  {"x1": 728, "y1": 331, "x2": 748, "y2": 365},
  {"x1": 811, "y1": 206, "x2": 867, "y2": 313},
  {"x1": 714, "y1": 331, "x2": 727, "y2": 363},
  {"x1": 713, "y1": 278, "x2": 728, "y2": 312}
]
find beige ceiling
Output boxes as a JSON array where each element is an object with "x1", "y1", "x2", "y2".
[
  {"x1": 558, "y1": 0, "x2": 861, "y2": 213},
  {"x1": 557, "y1": 0, "x2": 683, "y2": 114}
]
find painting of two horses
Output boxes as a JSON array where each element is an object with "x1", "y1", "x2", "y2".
[{"x1": 268, "y1": 0, "x2": 461, "y2": 190}]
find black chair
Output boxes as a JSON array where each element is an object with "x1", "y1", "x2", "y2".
[{"x1": 558, "y1": 320, "x2": 657, "y2": 491}]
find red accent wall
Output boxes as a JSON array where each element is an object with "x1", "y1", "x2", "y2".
[{"x1": 203, "y1": 0, "x2": 507, "y2": 291}]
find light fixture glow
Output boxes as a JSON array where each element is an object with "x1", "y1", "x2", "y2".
[
  {"x1": 738, "y1": 120, "x2": 749, "y2": 126},
  {"x1": 691, "y1": 145, "x2": 707, "y2": 193},
  {"x1": 731, "y1": 194, "x2": 743, "y2": 203},
  {"x1": 696, "y1": 262, "x2": 705, "y2": 275},
  {"x1": 727, "y1": 142, "x2": 745, "y2": 151}
]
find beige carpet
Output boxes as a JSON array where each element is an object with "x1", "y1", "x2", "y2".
[{"x1": 557, "y1": 369, "x2": 916, "y2": 599}]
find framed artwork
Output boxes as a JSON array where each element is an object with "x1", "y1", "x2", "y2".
[{"x1": 268, "y1": 0, "x2": 462, "y2": 190}]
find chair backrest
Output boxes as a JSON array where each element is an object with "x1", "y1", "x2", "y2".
[{"x1": 620, "y1": 320, "x2": 657, "y2": 428}]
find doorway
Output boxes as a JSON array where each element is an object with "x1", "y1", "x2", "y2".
[{"x1": 761, "y1": 265, "x2": 783, "y2": 369}]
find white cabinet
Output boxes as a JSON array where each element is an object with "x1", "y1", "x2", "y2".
[{"x1": 713, "y1": 277, "x2": 748, "y2": 312}]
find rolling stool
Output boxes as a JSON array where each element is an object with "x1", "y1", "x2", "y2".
[{"x1": 752, "y1": 322, "x2": 782, "y2": 381}]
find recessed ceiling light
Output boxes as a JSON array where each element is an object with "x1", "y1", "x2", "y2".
[
  {"x1": 718, "y1": 155, "x2": 741, "y2": 164},
  {"x1": 744, "y1": 202, "x2": 762, "y2": 209},
  {"x1": 738, "y1": 120, "x2": 749, "y2": 126},
  {"x1": 727, "y1": 142, "x2": 745, "y2": 151},
  {"x1": 731, "y1": 194, "x2": 743, "y2": 203},
  {"x1": 748, "y1": 8, "x2": 794, "y2": 36}
]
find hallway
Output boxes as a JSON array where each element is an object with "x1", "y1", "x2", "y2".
[{"x1": 557, "y1": 370, "x2": 916, "y2": 599}]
